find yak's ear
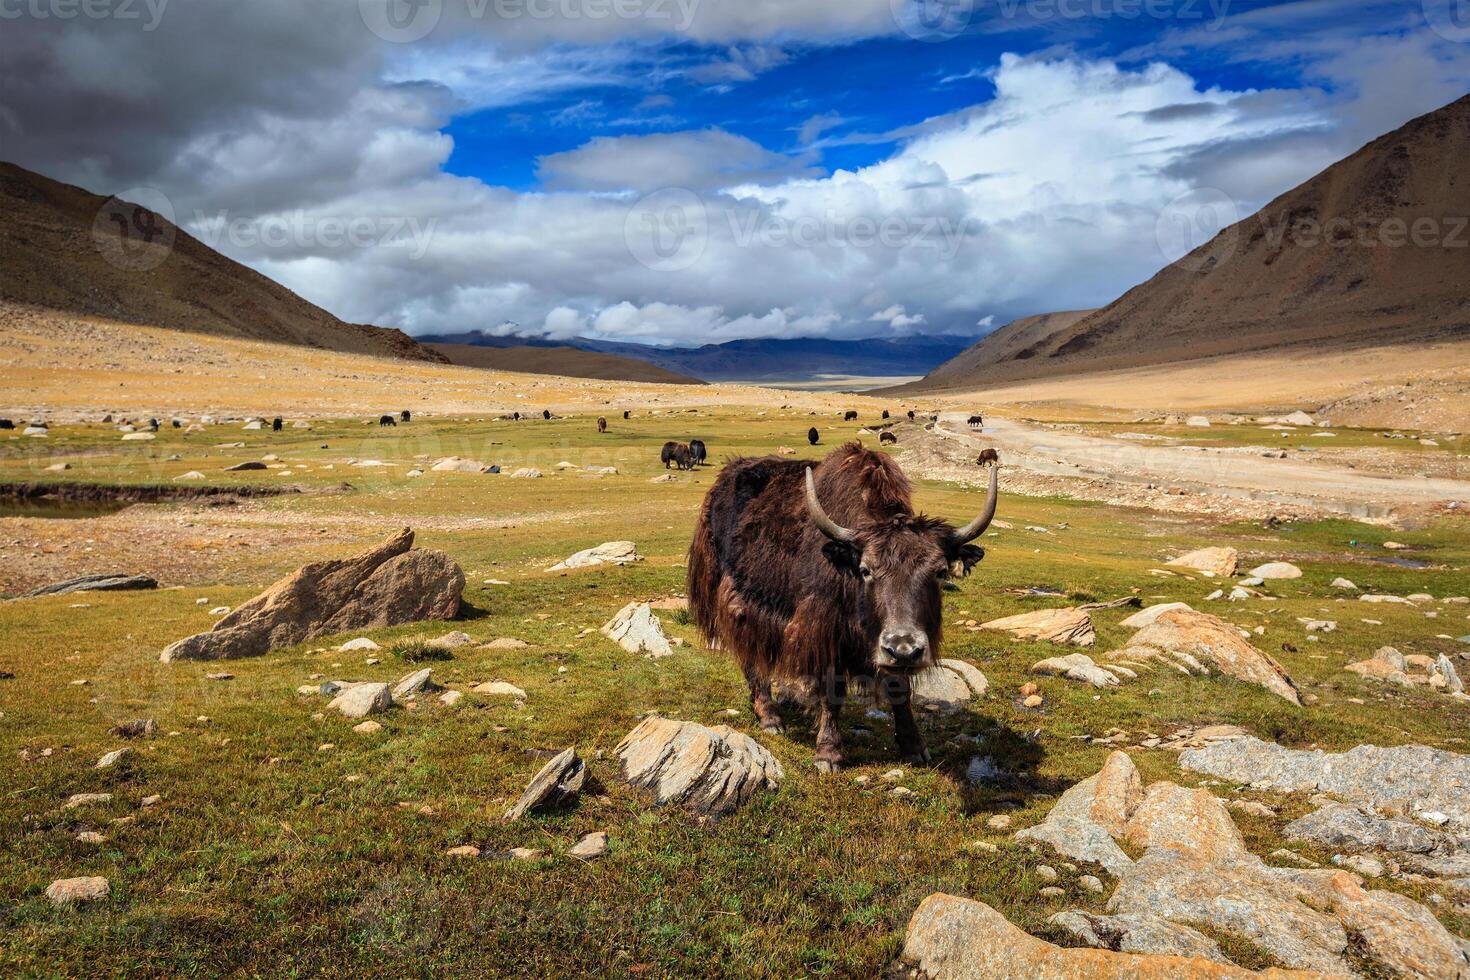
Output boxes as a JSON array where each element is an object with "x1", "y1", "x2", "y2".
[
  {"x1": 821, "y1": 538, "x2": 862, "y2": 575},
  {"x1": 948, "y1": 543, "x2": 985, "y2": 578}
]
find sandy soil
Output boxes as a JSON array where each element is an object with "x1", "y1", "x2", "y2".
[{"x1": 905, "y1": 414, "x2": 1470, "y2": 522}]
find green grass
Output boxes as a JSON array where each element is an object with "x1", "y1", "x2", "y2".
[{"x1": 1, "y1": 411, "x2": 1468, "y2": 976}]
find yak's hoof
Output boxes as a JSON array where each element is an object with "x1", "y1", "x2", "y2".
[
  {"x1": 760, "y1": 722, "x2": 785, "y2": 735},
  {"x1": 813, "y1": 758, "x2": 839, "y2": 774},
  {"x1": 900, "y1": 749, "x2": 931, "y2": 766}
]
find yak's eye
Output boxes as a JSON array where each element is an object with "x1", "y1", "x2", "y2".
[
  {"x1": 859, "y1": 564, "x2": 873, "y2": 579},
  {"x1": 935, "y1": 568, "x2": 950, "y2": 581}
]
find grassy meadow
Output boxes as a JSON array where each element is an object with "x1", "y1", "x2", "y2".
[{"x1": 2, "y1": 409, "x2": 1469, "y2": 976}]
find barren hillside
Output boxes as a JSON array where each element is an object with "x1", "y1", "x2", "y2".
[
  {"x1": 0, "y1": 162, "x2": 444, "y2": 363},
  {"x1": 902, "y1": 94, "x2": 1470, "y2": 391}
]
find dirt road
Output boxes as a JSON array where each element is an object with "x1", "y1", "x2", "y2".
[{"x1": 937, "y1": 414, "x2": 1470, "y2": 520}]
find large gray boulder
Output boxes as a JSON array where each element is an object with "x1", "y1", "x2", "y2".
[
  {"x1": 615, "y1": 717, "x2": 783, "y2": 817},
  {"x1": 160, "y1": 528, "x2": 463, "y2": 662},
  {"x1": 1181, "y1": 736, "x2": 1470, "y2": 831}
]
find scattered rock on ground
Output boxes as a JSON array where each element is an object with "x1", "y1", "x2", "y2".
[
  {"x1": 545, "y1": 541, "x2": 643, "y2": 572},
  {"x1": 1101, "y1": 609, "x2": 1302, "y2": 705},
  {"x1": 430, "y1": 456, "x2": 493, "y2": 473},
  {"x1": 1167, "y1": 548, "x2": 1238, "y2": 578},
  {"x1": 981, "y1": 607, "x2": 1096, "y2": 647},
  {"x1": 21, "y1": 574, "x2": 158, "y2": 598},
  {"x1": 327, "y1": 682, "x2": 392, "y2": 719},
  {"x1": 160, "y1": 528, "x2": 463, "y2": 662},
  {"x1": 1031, "y1": 652, "x2": 1120, "y2": 688},
  {"x1": 504, "y1": 747, "x2": 586, "y2": 821},
  {"x1": 392, "y1": 668, "x2": 434, "y2": 701},
  {"x1": 1251, "y1": 562, "x2": 1303, "y2": 580},
  {"x1": 601, "y1": 602, "x2": 674, "y2": 658},
  {"x1": 615, "y1": 717, "x2": 783, "y2": 817},
  {"x1": 45, "y1": 876, "x2": 111, "y2": 906},
  {"x1": 473, "y1": 680, "x2": 526, "y2": 698},
  {"x1": 901, "y1": 894, "x2": 1303, "y2": 979},
  {"x1": 1119, "y1": 602, "x2": 1194, "y2": 630},
  {"x1": 568, "y1": 831, "x2": 609, "y2": 860},
  {"x1": 910, "y1": 659, "x2": 989, "y2": 710}
]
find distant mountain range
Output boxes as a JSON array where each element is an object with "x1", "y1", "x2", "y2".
[
  {"x1": 898, "y1": 93, "x2": 1470, "y2": 394},
  {"x1": 416, "y1": 331, "x2": 975, "y2": 383}
]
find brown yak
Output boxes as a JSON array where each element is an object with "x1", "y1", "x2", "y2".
[
  {"x1": 688, "y1": 442, "x2": 998, "y2": 771},
  {"x1": 597, "y1": 416, "x2": 607, "y2": 433}
]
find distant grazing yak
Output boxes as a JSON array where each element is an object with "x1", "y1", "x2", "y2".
[
  {"x1": 661, "y1": 441, "x2": 694, "y2": 470},
  {"x1": 379, "y1": 415, "x2": 396, "y2": 427},
  {"x1": 512, "y1": 412, "x2": 521, "y2": 421},
  {"x1": 400, "y1": 410, "x2": 411, "y2": 423},
  {"x1": 808, "y1": 427, "x2": 820, "y2": 446},
  {"x1": 689, "y1": 439, "x2": 707, "y2": 466},
  {"x1": 623, "y1": 410, "x2": 631, "y2": 420},
  {"x1": 597, "y1": 416, "x2": 607, "y2": 433},
  {"x1": 687, "y1": 442, "x2": 999, "y2": 770},
  {"x1": 881, "y1": 410, "x2": 890, "y2": 420},
  {"x1": 843, "y1": 411, "x2": 858, "y2": 422},
  {"x1": 542, "y1": 409, "x2": 552, "y2": 420},
  {"x1": 907, "y1": 410, "x2": 915, "y2": 420},
  {"x1": 0, "y1": 420, "x2": 13, "y2": 430},
  {"x1": 976, "y1": 448, "x2": 999, "y2": 466},
  {"x1": 880, "y1": 431, "x2": 898, "y2": 445},
  {"x1": 272, "y1": 417, "x2": 283, "y2": 432},
  {"x1": 171, "y1": 419, "x2": 181, "y2": 428},
  {"x1": 967, "y1": 415, "x2": 984, "y2": 428}
]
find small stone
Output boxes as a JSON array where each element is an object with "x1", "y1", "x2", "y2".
[
  {"x1": 986, "y1": 814, "x2": 1011, "y2": 830},
  {"x1": 568, "y1": 831, "x2": 609, "y2": 860},
  {"x1": 140, "y1": 795, "x2": 161, "y2": 807},
  {"x1": 76, "y1": 831, "x2": 107, "y2": 844},
  {"x1": 439, "y1": 690, "x2": 463, "y2": 707},
  {"x1": 474, "y1": 681, "x2": 527, "y2": 698},
  {"x1": 1332, "y1": 853, "x2": 1385, "y2": 878},
  {"x1": 1023, "y1": 694, "x2": 1044, "y2": 708},
  {"x1": 1079, "y1": 874, "x2": 1104, "y2": 893},
  {"x1": 446, "y1": 845, "x2": 481, "y2": 858},
  {"x1": 45, "y1": 876, "x2": 110, "y2": 905},
  {"x1": 1036, "y1": 864, "x2": 1059, "y2": 882},
  {"x1": 506, "y1": 847, "x2": 543, "y2": 861},
  {"x1": 1038, "y1": 886, "x2": 1065, "y2": 898},
  {"x1": 95, "y1": 748, "x2": 130, "y2": 769},
  {"x1": 64, "y1": 793, "x2": 112, "y2": 809},
  {"x1": 353, "y1": 720, "x2": 383, "y2": 735}
]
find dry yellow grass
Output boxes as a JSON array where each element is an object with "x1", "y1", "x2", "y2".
[
  {"x1": 0, "y1": 302, "x2": 900, "y2": 420},
  {"x1": 910, "y1": 338, "x2": 1470, "y2": 428}
]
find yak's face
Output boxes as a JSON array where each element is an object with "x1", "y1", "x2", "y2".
[
  {"x1": 804, "y1": 459, "x2": 998, "y2": 672},
  {"x1": 826, "y1": 519, "x2": 986, "y2": 671}
]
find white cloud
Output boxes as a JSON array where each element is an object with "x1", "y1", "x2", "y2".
[{"x1": 537, "y1": 129, "x2": 817, "y2": 191}]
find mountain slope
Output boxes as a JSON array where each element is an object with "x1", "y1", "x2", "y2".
[
  {"x1": 0, "y1": 161, "x2": 445, "y2": 362},
  {"x1": 427, "y1": 342, "x2": 704, "y2": 385},
  {"x1": 420, "y1": 331, "x2": 973, "y2": 382},
  {"x1": 901, "y1": 94, "x2": 1470, "y2": 392},
  {"x1": 912, "y1": 310, "x2": 1095, "y2": 390}
]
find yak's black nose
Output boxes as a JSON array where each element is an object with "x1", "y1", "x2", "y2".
[{"x1": 880, "y1": 630, "x2": 927, "y2": 664}]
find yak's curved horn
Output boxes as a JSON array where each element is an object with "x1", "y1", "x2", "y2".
[
  {"x1": 953, "y1": 461, "x2": 999, "y2": 544},
  {"x1": 805, "y1": 467, "x2": 856, "y2": 543}
]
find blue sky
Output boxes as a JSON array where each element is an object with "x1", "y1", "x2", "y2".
[{"x1": 6, "y1": 0, "x2": 1469, "y2": 345}]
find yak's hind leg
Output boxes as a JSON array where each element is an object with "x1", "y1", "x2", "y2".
[
  {"x1": 882, "y1": 672, "x2": 930, "y2": 765},
  {"x1": 813, "y1": 671, "x2": 846, "y2": 774},
  {"x1": 743, "y1": 664, "x2": 784, "y2": 734}
]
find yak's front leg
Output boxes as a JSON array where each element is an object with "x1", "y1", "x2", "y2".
[
  {"x1": 813, "y1": 671, "x2": 846, "y2": 774},
  {"x1": 883, "y1": 672, "x2": 930, "y2": 765},
  {"x1": 744, "y1": 666, "x2": 784, "y2": 735}
]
